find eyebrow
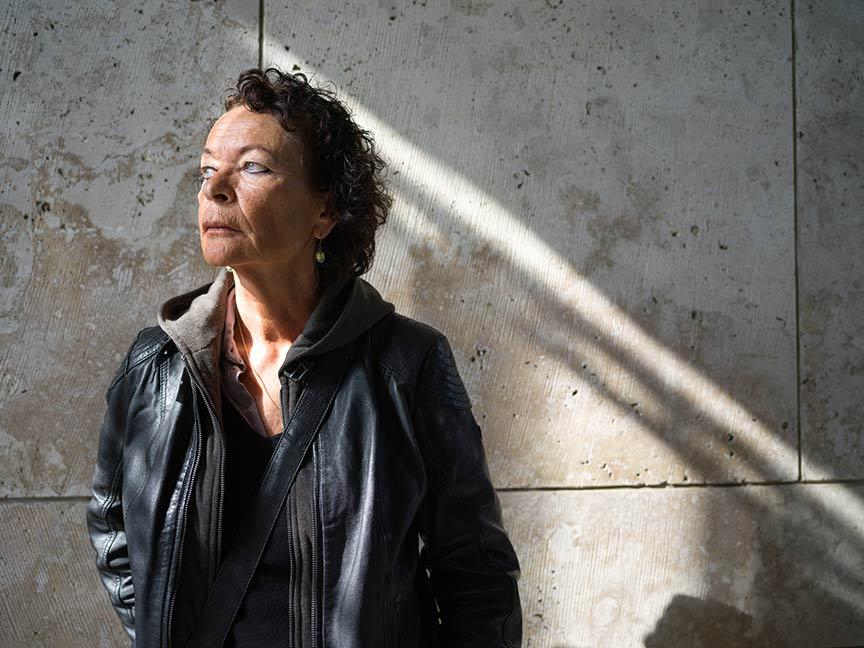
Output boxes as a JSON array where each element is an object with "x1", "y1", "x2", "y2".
[{"x1": 201, "y1": 144, "x2": 277, "y2": 159}]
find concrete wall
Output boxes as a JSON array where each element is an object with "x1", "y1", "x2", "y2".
[{"x1": 0, "y1": 1, "x2": 861, "y2": 646}]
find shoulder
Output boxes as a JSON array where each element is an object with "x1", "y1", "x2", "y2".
[
  {"x1": 108, "y1": 325, "x2": 173, "y2": 391},
  {"x1": 368, "y1": 312, "x2": 440, "y2": 374},
  {"x1": 370, "y1": 312, "x2": 472, "y2": 410}
]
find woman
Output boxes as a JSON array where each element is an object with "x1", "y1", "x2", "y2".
[{"x1": 86, "y1": 67, "x2": 522, "y2": 648}]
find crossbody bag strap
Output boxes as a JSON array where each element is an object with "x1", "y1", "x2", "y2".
[{"x1": 184, "y1": 340, "x2": 357, "y2": 648}]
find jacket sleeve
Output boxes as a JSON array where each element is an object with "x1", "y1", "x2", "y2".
[
  {"x1": 85, "y1": 347, "x2": 137, "y2": 643},
  {"x1": 413, "y1": 333, "x2": 522, "y2": 647}
]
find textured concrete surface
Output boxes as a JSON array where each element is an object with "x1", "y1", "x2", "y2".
[
  {"x1": 0, "y1": 0, "x2": 255, "y2": 497},
  {"x1": 797, "y1": 2, "x2": 864, "y2": 479},
  {"x1": 0, "y1": 0, "x2": 861, "y2": 646},
  {"x1": 264, "y1": 0, "x2": 798, "y2": 487},
  {"x1": 0, "y1": 501, "x2": 128, "y2": 647},
  {"x1": 502, "y1": 484, "x2": 864, "y2": 647}
]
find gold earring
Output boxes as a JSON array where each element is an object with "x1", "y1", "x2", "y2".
[{"x1": 315, "y1": 238, "x2": 325, "y2": 263}]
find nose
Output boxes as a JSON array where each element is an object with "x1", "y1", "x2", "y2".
[{"x1": 199, "y1": 168, "x2": 235, "y2": 203}]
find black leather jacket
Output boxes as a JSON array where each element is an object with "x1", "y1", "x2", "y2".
[{"x1": 85, "y1": 267, "x2": 522, "y2": 647}]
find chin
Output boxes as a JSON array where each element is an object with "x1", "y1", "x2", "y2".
[{"x1": 200, "y1": 245, "x2": 238, "y2": 269}]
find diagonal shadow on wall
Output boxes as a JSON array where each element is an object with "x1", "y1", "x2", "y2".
[{"x1": 252, "y1": 25, "x2": 864, "y2": 645}]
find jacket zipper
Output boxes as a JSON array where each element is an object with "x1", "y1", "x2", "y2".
[
  {"x1": 286, "y1": 500, "x2": 296, "y2": 648},
  {"x1": 165, "y1": 379, "x2": 201, "y2": 648},
  {"x1": 165, "y1": 358, "x2": 226, "y2": 648},
  {"x1": 281, "y1": 372, "x2": 320, "y2": 648},
  {"x1": 280, "y1": 374, "x2": 296, "y2": 648},
  {"x1": 312, "y1": 441, "x2": 321, "y2": 648}
]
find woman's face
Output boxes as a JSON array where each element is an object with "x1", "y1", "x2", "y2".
[{"x1": 197, "y1": 105, "x2": 333, "y2": 272}]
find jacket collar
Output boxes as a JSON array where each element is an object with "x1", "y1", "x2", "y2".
[{"x1": 156, "y1": 266, "x2": 395, "y2": 411}]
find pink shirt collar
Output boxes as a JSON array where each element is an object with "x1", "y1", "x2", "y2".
[{"x1": 221, "y1": 285, "x2": 269, "y2": 438}]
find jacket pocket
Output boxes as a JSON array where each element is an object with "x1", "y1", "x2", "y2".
[
  {"x1": 394, "y1": 590, "x2": 403, "y2": 647},
  {"x1": 394, "y1": 589, "x2": 421, "y2": 648},
  {"x1": 382, "y1": 576, "x2": 404, "y2": 648},
  {"x1": 385, "y1": 588, "x2": 401, "y2": 648}
]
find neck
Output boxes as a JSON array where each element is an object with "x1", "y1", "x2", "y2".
[{"x1": 229, "y1": 261, "x2": 323, "y2": 348}]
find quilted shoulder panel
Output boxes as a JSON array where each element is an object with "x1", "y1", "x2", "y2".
[
  {"x1": 423, "y1": 334, "x2": 473, "y2": 411},
  {"x1": 128, "y1": 326, "x2": 171, "y2": 369},
  {"x1": 108, "y1": 326, "x2": 172, "y2": 390}
]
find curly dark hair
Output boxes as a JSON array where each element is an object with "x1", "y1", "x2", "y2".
[{"x1": 221, "y1": 67, "x2": 392, "y2": 281}]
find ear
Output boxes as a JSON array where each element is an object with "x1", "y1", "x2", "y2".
[{"x1": 314, "y1": 192, "x2": 337, "y2": 238}]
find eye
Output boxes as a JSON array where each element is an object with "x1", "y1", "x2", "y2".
[
  {"x1": 195, "y1": 165, "x2": 214, "y2": 191},
  {"x1": 244, "y1": 161, "x2": 270, "y2": 174}
]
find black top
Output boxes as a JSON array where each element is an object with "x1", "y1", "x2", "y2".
[{"x1": 220, "y1": 391, "x2": 292, "y2": 646}]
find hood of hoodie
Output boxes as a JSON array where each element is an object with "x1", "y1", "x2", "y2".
[{"x1": 157, "y1": 266, "x2": 395, "y2": 413}]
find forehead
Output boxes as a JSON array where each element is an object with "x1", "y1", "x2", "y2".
[{"x1": 202, "y1": 106, "x2": 301, "y2": 159}]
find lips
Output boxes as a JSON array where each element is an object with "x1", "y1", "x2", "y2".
[{"x1": 203, "y1": 222, "x2": 240, "y2": 232}]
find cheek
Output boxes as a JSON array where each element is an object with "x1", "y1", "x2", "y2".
[
  {"x1": 235, "y1": 189, "x2": 270, "y2": 224},
  {"x1": 265, "y1": 189, "x2": 311, "y2": 221},
  {"x1": 236, "y1": 193, "x2": 289, "y2": 245},
  {"x1": 237, "y1": 179, "x2": 318, "y2": 233}
]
